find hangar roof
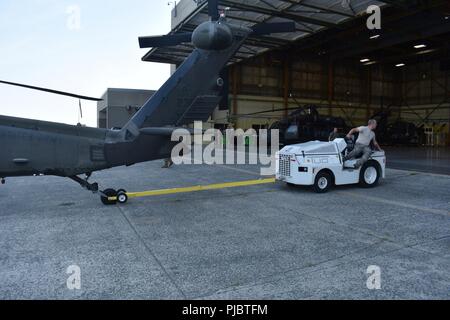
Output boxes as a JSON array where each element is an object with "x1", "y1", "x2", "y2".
[{"x1": 142, "y1": 0, "x2": 389, "y2": 65}]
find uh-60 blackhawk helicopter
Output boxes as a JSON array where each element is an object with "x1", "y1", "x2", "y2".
[{"x1": 0, "y1": 0, "x2": 295, "y2": 205}]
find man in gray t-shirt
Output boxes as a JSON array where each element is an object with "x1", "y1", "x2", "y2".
[{"x1": 343, "y1": 119, "x2": 382, "y2": 168}]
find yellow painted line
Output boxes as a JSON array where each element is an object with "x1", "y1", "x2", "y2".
[{"x1": 108, "y1": 178, "x2": 276, "y2": 201}]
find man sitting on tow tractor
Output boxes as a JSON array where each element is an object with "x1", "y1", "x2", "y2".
[{"x1": 343, "y1": 119, "x2": 383, "y2": 169}]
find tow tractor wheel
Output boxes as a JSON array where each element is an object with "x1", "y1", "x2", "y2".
[
  {"x1": 100, "y1": 189, "x2": 117, "y2": 206},
  {"x1": 360, "y1": 161, "x2": 380, "y2": 188},
  {"x1": 313, "y1": 171, "x2": 333, "y2": 193},
  {"x1": 117, "y1": 190, "x2": 128, "y2": 204}
]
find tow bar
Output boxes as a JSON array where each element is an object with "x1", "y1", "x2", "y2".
[{"x1": 106, "y1": 178, "x2": 276, "y2": 205}]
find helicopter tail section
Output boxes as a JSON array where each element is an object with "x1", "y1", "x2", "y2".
[{"x1": 120, "y1": 42, "x2": 244, "y2": 141}]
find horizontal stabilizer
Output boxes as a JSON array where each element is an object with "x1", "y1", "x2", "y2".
[
  {"x1": 140, "y1": 127, "x2": 197, "y2": 137},
  {"x1": 139, "y1": 32, "x2": 193, "y2": 48}
]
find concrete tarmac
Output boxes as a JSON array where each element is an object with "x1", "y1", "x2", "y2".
[{"x1": 0, "y1": 158, "x2": 449, "y2": 299}]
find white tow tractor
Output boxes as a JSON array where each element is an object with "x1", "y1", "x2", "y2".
[{"x1": 276, "y1": 138, "x2": 386, "y2": 193}]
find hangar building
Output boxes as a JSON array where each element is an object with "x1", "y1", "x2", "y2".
[
  {"x1": 97, "y1": 88, "x2": 155, "y2": 129},
  {"x1": 141, "y1": 0, "x2": 450, "y2": 148}
]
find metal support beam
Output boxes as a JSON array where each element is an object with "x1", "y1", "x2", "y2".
[
  {"x1": 232, "y1": 65, "x2": 239, "y2": 117},
  {"x1": 366, "y1": 67, "x2": 372, "y2": 121},
  {"x1": 447, "y1": 71, "x2": 450, "y2": 146},
  {"x1": 225, "y1": 12, "x2": 312, "y2": 33},
  {"x1": 280, "y1": 0, "x2": 355, "y2": 18},
  {"x1": 380, "y1": 0, "x2": 416, "y2": 9},
  {"x1": 283, "y1": 56, "x2": 291, "y2": 118},
  {"x1": 220, "y1": 0, "x2": 337, "y2": 28},
  {"x1": 331, "y1": 12, "x2": 450, "y2": 60},
  {"x1": 328, "y1": 60, "x2": 334, "y2": 117}
]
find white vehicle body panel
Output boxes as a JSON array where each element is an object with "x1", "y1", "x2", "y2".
[{"x1": 276, "y1": 138, "x2": 386, "y2": 186}]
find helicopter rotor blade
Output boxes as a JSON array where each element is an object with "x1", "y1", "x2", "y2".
[
  {"x1": 208, "y1": 0, "x2": 220, "y2": 21},
  {"x1": 138, "y1": 32, "x2": 193, "y2": 48},
  {"x1": 0, "y1": 80, "x2": 102, "y2": 102},
  {"x1": 251, "y1": 22, "x2": 296, "y2": 36}
]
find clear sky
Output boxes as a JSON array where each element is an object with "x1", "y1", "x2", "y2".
[{"x1": 0, "y1": 0, "x2": 174, "y2": 127}]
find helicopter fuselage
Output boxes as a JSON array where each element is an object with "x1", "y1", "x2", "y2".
[{"x1": 0, "y1": 115, "x2": 173, "y2": 178}]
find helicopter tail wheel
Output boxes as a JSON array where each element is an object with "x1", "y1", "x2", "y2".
[
  {"x1": 100, "y1": 189, "x2": 117, "y2": 205},
  {"x1": 117, "y1": 190, "x2": 128, "y2": 204}
]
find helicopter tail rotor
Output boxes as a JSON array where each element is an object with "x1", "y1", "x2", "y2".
[
  {"x1": 208, "y1": 0, "x2": 220, "y2": 21},
  {"x1": 139, "y1": 0, "x2": 221, "y2": 49},
  {"x1": 138, "y1": 0, "x2": 296, "y2": 49},
  {"x1": 138, "y1": 32, "x2": 193, "y2": 49}
]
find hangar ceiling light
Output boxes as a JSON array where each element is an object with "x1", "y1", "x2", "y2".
[
  {"x1": 416, "y1": 48, "x2": 436, "y2": 55},
  {"x1": 360, "y1": 58, "x2": 370, "y2": 62},
  {"x1": 395, "y1": 63, "x2": 406, "y2": 67},
  {"x1": 414, "y1": 44, "x2": 427, "y2": 49}
]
